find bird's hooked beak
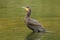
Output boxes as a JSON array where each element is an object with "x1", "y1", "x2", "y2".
[{"x1": 22, "y1": 7, "x2": 29, "y2": 11}]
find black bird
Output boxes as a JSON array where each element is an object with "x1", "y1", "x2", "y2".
[{"x1": 22, "y1": 6, "x2": 46, "y2": 32}]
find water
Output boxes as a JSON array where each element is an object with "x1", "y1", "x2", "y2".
[
  {"x1": 25, "y1": 32, "x2": 44, "y2": 40},
  {"x1": 0, "y1": 0, "x2": 60, "y2": 40}
]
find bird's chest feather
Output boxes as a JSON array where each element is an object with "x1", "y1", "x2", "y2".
[{"x1": 24, "y1": 18, "x2": 29, "y2": 24}]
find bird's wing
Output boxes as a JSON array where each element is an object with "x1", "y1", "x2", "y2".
[{"x1": 27, "y1": 18, "x2": 41, "y2": 25}]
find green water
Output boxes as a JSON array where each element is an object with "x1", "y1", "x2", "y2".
[{"x1": 0, "y1": 0, "x2": 60, "y2": 40}]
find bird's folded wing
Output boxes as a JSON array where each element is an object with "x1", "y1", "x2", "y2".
[{"x1": 28, "y1": 18, "x2": 41, "y2": 25}]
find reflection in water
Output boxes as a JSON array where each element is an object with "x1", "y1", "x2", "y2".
[{"x1": 25, "y1": 32, "x2": 45, "y2": 40}]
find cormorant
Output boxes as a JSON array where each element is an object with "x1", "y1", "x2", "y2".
[{"x1": 22, "y1": 6, "x2": 46, "y2": 32}]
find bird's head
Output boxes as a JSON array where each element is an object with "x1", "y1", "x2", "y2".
[{"x1": 22, "y1": 6, "x2": 31, "y2": 12}]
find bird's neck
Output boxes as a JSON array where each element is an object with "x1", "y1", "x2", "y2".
[{"x1": 25, "y1": 10, "x2": 31, "y2": 18}]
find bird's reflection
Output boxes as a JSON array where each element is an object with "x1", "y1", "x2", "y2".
[{"x1": 25, "y1": 32, "x2": 45, "y2": 40}]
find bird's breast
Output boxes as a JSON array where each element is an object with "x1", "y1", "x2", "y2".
[{"x1": 24, "y1": 18, "x2": 29, "y2": 24}]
